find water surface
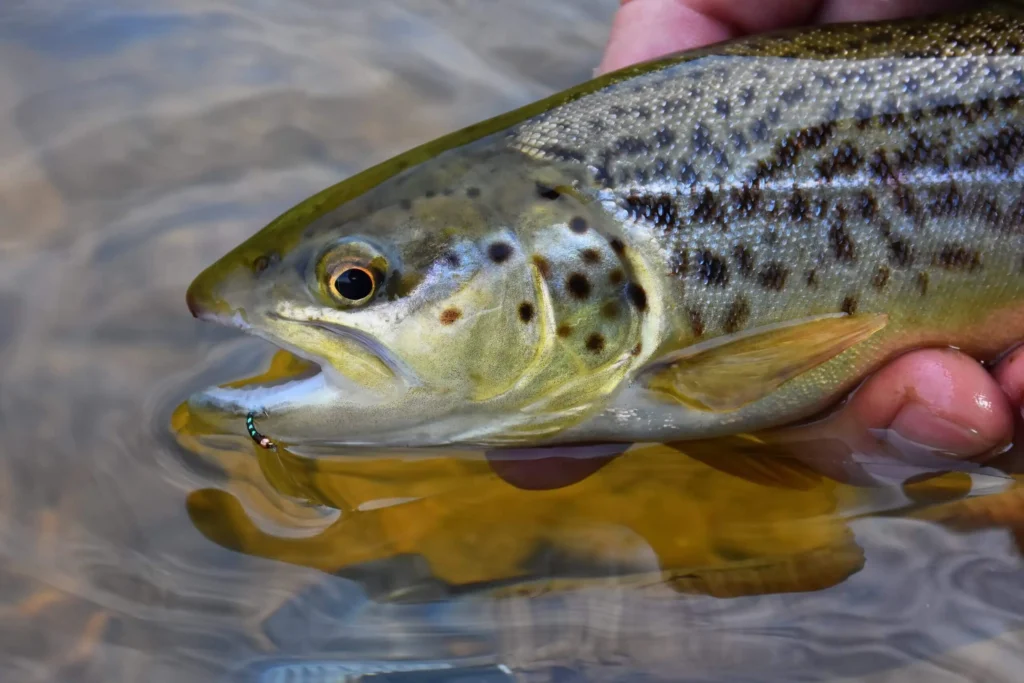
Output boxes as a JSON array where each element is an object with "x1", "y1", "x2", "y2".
[{"x1": 4, "y1": 2, "x2": 1024, "y2": 682}]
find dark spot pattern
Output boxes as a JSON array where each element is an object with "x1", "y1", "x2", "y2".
[
  {"x1": 581, "y1": 248, "x2": 601, "y2": 264},
  {"x1": 601, "y1": 301, "x2": 620, "y2": 319},
  {"x1": 689, "y1": 308, "x2": 705, "y2": 337},
  {"x1": 626, "y1": 283, "x2": 648, "y2": 311},
  {"x1": 567, "y1": 273, "x2": 591, "y2": 299},
  {"x1": 697, "y1": 250, "x2": 729, "y2": 287},
  {"x1": 889, "y1": 238, "x2": 914, "y2": 267},
  {"x1": 723, "y1": 297, "x2": 751, "y2": 334},
  {"x1": 586, "y1": 333, "x2": 606, "y2": 353},
  {"x1": 733, "y1": 244, "x2": 755, "y2": 276},
  {"x1": 443, "y1": 251, "x2": 461, "y2": 268},
  {"x1": 466, "y1": 187, "x2": 481, "y2": 198},
  {"x1": 569, "y1": 216, "x2": 588, "y2": 233},
  {"x1": 518, "y1": 302, "x2": 534, "y2": 323},
  {"x1": 610, "y1": 239, "x2": 626, "y2": 255},
  {"x1": 829, "y1": 224, "x2": 856, "y2": 262},
  {"x1": 937, "y1": 244, "x2": 982, "y2": 270},
  {"x1": 440, "y1": 308, "x2": 461, "y2": 325},
  {"x1": 625, "y1": 193, "x2": 678, "y2": 228},
  {"x1": 758, "y1": 263, "x2": 789, "y2": 291},
  {"x1": 488, "y1": 242, "x2": 513, "y2": 263},
  {"x1": 873, "y1": 266, "x2": 891, "y2": 289},
  {"x1": 536, "y1": 183, "x2": 561, "y2": 200},
  {"x1": 609, "y1": 269, "x2": 625, "y2": 285},
  {"x1": 840, "y1": 296, "x2": 858, "y2": 314},
  {"x1": 916, "y1": 272, "x2": 930, "y2": 296},
  {"x1": 557, "y1": 324, "x2": 573, "y2": 338},
  {"x1": 805, "y1": 269, "x2": 819, "y2": 287}
]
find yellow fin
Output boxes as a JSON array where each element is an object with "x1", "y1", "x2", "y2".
[{"x1": 644, "y1": 313, "x2": 888, "y2": 412}]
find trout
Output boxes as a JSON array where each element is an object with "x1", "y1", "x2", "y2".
[{"x1": 186, "y1": 7, "x2": 1024, "y2": 450}]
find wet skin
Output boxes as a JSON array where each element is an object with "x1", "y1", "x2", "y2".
[{"x1": 493, "y1": 0, "x2": 1024, "y2": 489}]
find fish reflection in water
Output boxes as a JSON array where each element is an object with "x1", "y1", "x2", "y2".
[{"x1": 168, "y1": 348, "x2": 1024, "y2": 680}]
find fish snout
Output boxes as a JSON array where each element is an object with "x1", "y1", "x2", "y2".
[{"x1": 186, "y1": 264, "x2": 245, "y2": 328}]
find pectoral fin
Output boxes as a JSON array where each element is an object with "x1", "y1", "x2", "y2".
[{"x1": 643, "y1": 313, "x2": 888, "y2": 412}]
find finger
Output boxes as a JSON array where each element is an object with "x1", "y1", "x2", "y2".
[
  {"x1": 816, "y1": 0, "x2": 972, "y2": 23},
  {"x1": 599, "y1": 0, "x2": 974, "y2": 74},
  {"x1": 841, "y1": 348, "x2": 1014, "y2": 458},
  {"x1": 991, "y1": 344, "x2": 1024, "y2": 409},
  {"x1": 599, "y1": 0, "x2": 733, "y2": 75}
]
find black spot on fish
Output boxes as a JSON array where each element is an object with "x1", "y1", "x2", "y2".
[
  {"x1": 610, "y1": 239, "x2": 626, "y2": 255},
  {"x1": 626, "y1": 283, "x2": 648, "y2": 311},
  {"x1": 518, "y1": 302, "x2": 534, "y2": 323},
  {"x1": 698, "y1": 250, "x2": 729, "y2": 287},
  {"x1": 466, "y1": 187, "x2": 481, "y2": 198},
  {"x1": 425, "y1": 189, "x2": 437, "y2": 198},
  {"x1": 758, "y1": 263, "x2": 789, "y2": 291},
  {"x1": 840, "y1": 296, "x2": 858, "y2": 314},
  {"x1": 691, "y1": 189, "x2": 719, "y2": 225},
  {"x1": 829, "y1": 224, "x2": 856, "y2": 263},
  {"x1": 625, "y1": 193, "x2": 678, "y2": 228},
  {"x1": 873, "y1": 266, "x2": 891, "y2": 290},
  {"x1": 581, "y1": 248, "x2": 601, "y2": 264},
  {"x1": 889, "y1": 238, "x2": 914, "y2": 267},
  {"x1": 569, "y1": 216, "x2": 588, "y2": 234},
  {"x1": 443, "y1": 251, "x2": 461, "y2": 268},
  {"x1": 440, "y1": 308, "x2": 461, "y2": 325},
  {"x1": 557, "y1": 324, "x2": 573, "y2": 338},
  {"x1": 916, "y1": 271, "x2": 929, "y2": 296},
  {"x1": 609, "y1": 269, "x2": 625, "y2": 286},
  {"x1": 805, "y1": 269, "x2": 818, "y2": 287},
  {"x1": 488, "y1": 242, "x2": 513, "y2": 263},
  {"x1": 689, "y1": 308, "x2": 705, "y2": 337},
  {"x1": 536, "y1": 183, "x2": 561, "y2": 200},
  {"x1": 601, "y1": 301, "x2": 620, "y2": 319},
  {"x1": 733, "y1": 244, "x2": 755, "y2": 276},
  {"x1": 567, "y1": 273, "x2": 591, "y2": 299},
  {"x1": 723, "y1": 297, "x2": 751, "y2": 334},
  {"x1": 654, "y1": 129, "x2": 677, "y2": 148},
  {"x1": 586, "y1": 333, "x2": 606, "y2": 353},
  {"x1": 936, "y1": 244, "x2": 982, "y2": 270}
]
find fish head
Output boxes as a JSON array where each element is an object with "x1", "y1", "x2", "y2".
[{"x1": 186, "y1": 141, "x2": 657, "y2": 448}]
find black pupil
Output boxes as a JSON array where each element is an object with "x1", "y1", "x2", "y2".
[{"x1": 333, "y1": 268, "x2": 374, "y2": 300}]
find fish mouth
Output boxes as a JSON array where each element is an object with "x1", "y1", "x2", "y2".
[{"x1": 187, "y1": 312, "x2": 407, "y2": 423}]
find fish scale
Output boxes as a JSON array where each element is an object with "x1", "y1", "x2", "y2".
[
  {"x1": 512, "y1": 51, "x2": 1024, "y2": 342},
  {"x1": 187, "y1": 7, "x2": 1024, "y2": 448}
]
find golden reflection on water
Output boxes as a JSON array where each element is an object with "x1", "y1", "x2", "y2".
[{"x1": 171, "y1": 350, "x2": 1024, "y2": 610}]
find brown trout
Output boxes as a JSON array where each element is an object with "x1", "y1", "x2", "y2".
[{"x1": 187, "y1": 7, "x2": 1024, "y2": 450}]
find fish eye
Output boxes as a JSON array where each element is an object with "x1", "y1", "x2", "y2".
[{"x1": 326, "y1": 264, "x2": 378, "y2": 304}]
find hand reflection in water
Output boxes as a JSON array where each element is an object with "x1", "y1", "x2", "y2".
[{"x1": 490, "y1": 0, "x2": 1024, "y2": 491}]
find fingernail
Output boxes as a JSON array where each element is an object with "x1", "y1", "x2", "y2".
[{"x1": 889, "y1": 402, "x2": 991, "y2": 456}]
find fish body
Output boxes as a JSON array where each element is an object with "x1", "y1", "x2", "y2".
[{"x1": 187, "y1": 8, "x2": 1024, "y2": 449}]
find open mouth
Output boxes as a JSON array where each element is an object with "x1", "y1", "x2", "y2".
[{"x1": 188, "y1": 350, "x2": 333, "y2": 417}]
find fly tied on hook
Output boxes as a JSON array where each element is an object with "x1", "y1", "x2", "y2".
[{"x1": 246, "y1": 412, "x2": 277, "y2": 450}]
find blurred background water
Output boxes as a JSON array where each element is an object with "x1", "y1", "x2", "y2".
[{"x1": 5, "y1": 2, "x2": 1024, "y2": 682}]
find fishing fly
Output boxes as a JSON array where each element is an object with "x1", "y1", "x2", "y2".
[{"x1": 246, "y1": 412, "x2": 277, "y2": 450}]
